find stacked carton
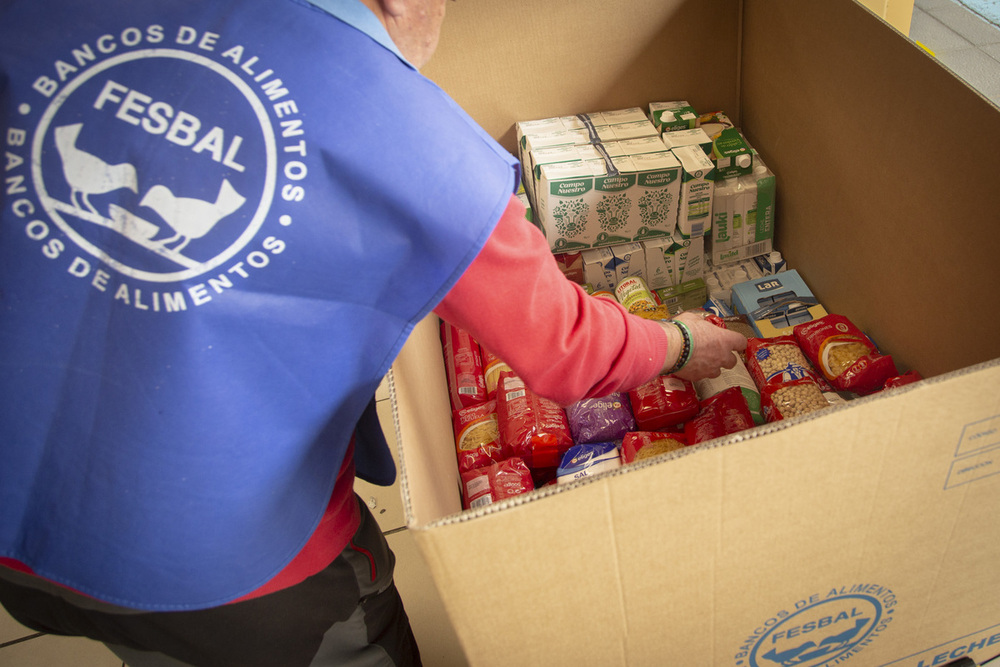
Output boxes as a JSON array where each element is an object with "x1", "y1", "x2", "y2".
[{"x1": 517, "y1": 109, "x2": 683, "y2": 252}]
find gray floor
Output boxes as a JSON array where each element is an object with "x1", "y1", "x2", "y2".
[{"x1": 910, "y1": 0, "x2": 1000, "y2": 104}]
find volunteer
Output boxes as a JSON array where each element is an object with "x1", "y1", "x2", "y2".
[{"x1": 0, "y1": 0, "x2": 747, "y2": 665}]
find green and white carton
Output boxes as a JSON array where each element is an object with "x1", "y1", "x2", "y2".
[
  {"x1": 643, "y1": 232, "x2": 705, "y2": 290},
  {"x1": 672, "y1": 144, "x2": 716, "y2": 239},
  {"x1": 708, "y1": 156, "x2": 776, "y2": 265},
  {"x1": 524, "y1": 136, "x2": 667, "y2": 210},
  {"x1": 649, "y1": 100, "x2": 700, "y2": 133},
  {"x1": 535, "y1": 150, "x2": 681, "y2": 252},
  {"x1": 660, "y1": 127, "x2": 713, "y2": 155}
]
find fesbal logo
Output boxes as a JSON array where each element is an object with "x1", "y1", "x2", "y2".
[
  {"x1": 7, "y1": 23, "x2": 310, "y2": 312},
  {"x1": 735, "y1": 584, "x2": 897, "y2": 667}
]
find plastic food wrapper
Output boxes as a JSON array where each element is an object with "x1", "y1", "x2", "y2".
[
  {"x1": 565, "y1": 392, "x2": 636, "y2": 444},
  {"x1": 628, "y1": 376, "x2": 699, "y2": 431},
  {"x1": 684, "y1": 386, "x2": 755, "y2": 444},
  {"x1": 761, "y1": 377, "x2": 831, "y2": 422},
  {"x1": 481, "y1": 347, "x2": 513, "y2": 399},
  {"x1": 452, "y1": 400, "x2": 505, "y2": 473},
  {"x1": 460, "y1": 457, "x2": 534, "y2": 510},
  {"x1": 557, "y1": 442, "x2": 621, "y2": 484},
  {"x1": 793, "y1": 314, "x2": 899, "y2": 395},
  {"x1": 496, "y1": 373, "x2": 574, "y2": 485},
  {"x1": 440, "y1": 321, "x2": 487, "y2": 410},
  {"x1": 884, "y1": 370, "x2": 923, "y2": 389},
  {"x1": 620, "y1": 431, "x2": 688, "y2": 464},
  {"x1": 745, "y1": 335, "x2": 832, "y2": 393}
]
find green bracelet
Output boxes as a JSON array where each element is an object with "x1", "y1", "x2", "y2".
[{"x1": 665, "y1": 320, "x2": 693, "y2": 375}]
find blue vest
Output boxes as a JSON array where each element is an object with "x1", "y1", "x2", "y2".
[{"x1": 0, "y1": 0, "x2": 518, "y2": 610}]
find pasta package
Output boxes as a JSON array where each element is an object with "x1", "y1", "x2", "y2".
[
  {"x1": 440, "y1": 321, "x2": 487, "y2": 410},
  {"x1": 496, "y1": 373, "x2": 574, "y2": 485},
  {"x1": 481, "y1": 347, "x2": 513, "y2": 399},
  {"x1": 620, "y1": 431, "x2": 688, "y2": 464},
  {"x1": 794, "y1": 314, "x2": 898, "y2": 395},
  {"x1": 628, "y1": 375, "x2": 700, "y2": 431},
  {"x1": 452, "y1": 400, "x2": 505, "y2": 473}
]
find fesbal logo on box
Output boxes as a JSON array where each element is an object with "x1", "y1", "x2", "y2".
[{"x1": 735, "y1": 584, "x2": 897, "y2": 667}]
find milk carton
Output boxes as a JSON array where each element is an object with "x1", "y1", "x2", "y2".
[
  {"x1": 672, "y1": 144, "x2": 715, "y2": 239},
  {"x1": 708, "y1": 156, "x2": 776, "y2": 265},
  {"x1": 611, "y1": 242, "x2": 646, "y2": 285},
  {"x1": 643, "y1": 233, "x2": 705, "y2": 289},
  {"x1": 535, "y1": 151, "x2": 681, "y2": 252},
  {"x1": 649, "y1": 100, "x2": 700, "y2": 133},
  {"x1": 660, "y1": 127, "x2": 713, "y2": 155},
  {"x1": 524, "y1": 136, "x2": 667, "y2": 209},
  {"x1": 582, "y1": 246, "x2": 617, "y2": 292}
]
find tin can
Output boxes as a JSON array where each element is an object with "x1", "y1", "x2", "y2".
[{"x1": 614, "y1": 276, "x2": 658, "y2": 313}]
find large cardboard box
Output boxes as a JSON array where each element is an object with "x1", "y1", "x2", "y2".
[{"x1": 397, "y1": 1, "x2": 1000, "y2": 665}]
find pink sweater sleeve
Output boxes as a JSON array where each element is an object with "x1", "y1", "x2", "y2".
[{"x1": 434, "y1": 195, "x2": 668, "y2": 406}]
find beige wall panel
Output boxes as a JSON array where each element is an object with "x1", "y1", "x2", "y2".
[
  {"x1": 424, "y1": 0, "x2": 741, "y2": 155},
  {"x1": 741, "y1": 0, "x2": 1000, "y2": 377}
]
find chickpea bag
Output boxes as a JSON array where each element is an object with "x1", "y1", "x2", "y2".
[
  {"x1": 745, "y1": 335, "x2": 831, "y2": 392},
  {"x1": 794, "y1": 314, "x2": 898, "y2": 395},
  {"x1": 761, "y1": 378, "x2": 831, "y2": 421}
]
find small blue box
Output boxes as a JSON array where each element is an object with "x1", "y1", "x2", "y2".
[{"x1": 731, "y1": 269, "x2": 828, "y2": 337}]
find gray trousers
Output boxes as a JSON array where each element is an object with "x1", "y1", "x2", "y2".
[{"x1": 0, "y1": 496, "x2": 421, "y2": 667}]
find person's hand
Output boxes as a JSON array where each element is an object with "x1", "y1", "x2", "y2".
[{"x1": 658, "y1": 310, "x2": 748, "y2": 381}]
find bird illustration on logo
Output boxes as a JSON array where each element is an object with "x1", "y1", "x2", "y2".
[
  {"x1": 54, "y1": 123, "x2": 139, "y2": 215},
  {"x1": 139, "y1": 180, "x2": 246, "y2": 253},
  {"x1": 51, "y1": 123, "x2": 246, "y2": 264}
]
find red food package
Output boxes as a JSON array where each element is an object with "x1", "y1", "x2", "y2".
[
  {"x1": 440, "y1": 321, "x2": 487, "y2": 410},
  {"x1": 460, "y1": 467, "x2": 492, "y2": 509},
  {"x1": 459, "y1": 458, "x2": 535, "y2": 510},
  {"x1": 452, "y1": 400, "x2": 505, "y2": 473},
  {"x1": 481, "y1": 347, "x2": 513, "y2": 399},
  {"x1": 684, "y1": 386, "x2": 755, "y2": 444},
  {"x1": 496, "y1": 372, "x2": 573, "y2": 485},
  {"x1": 761, "y1": 377, "x2": 831, "y2": 422},
  {"x1": 793, "y1": 314, "x2": 899, "y2": 395},
  {"x1": 620, "y1": 431, "x2": 688, "y2": 464},
  {"x1": 491, "y1": 457, "x2": 535, "y2": 500},
  {"x1": 884, "y1": 371, "x2": 923, "y2": 389},
  {"x1": 628, "y1": 375, "x2": 700, "y2": 431},
  {"x1": 745, "y1": 335, "x2": 830, "y2": 391}
]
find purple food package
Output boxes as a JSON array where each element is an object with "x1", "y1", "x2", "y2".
[{"x1": 565, "y1": 392, "x2": 636, "y2": 444}]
